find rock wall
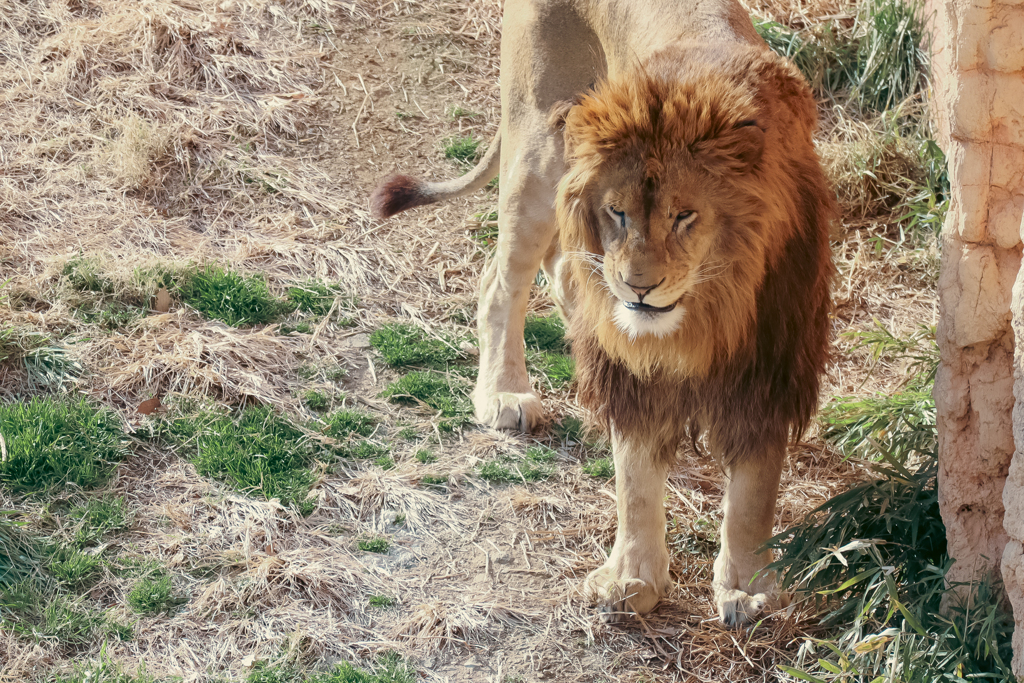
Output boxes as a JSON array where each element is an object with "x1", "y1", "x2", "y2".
[{"x1": 927, "y1": 0, "x2": 1024, "y2": 672}]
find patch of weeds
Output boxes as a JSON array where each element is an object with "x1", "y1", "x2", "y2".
[
  {"x1": 381, "y1": 371, "x2": 472, "y2": 419},
  {"x1": 179, "y1": 264, "x2": 290, "y2": 327},
  {"x1": 414, "y1": 449, "x2": 436, "y2": 464},
  {"x1": 397, "y1": 427, "x2": 418, "y2": 441},
  {"x1": 529, "y1": 351, "x2": 575, "y2": 389},
  {"x1": 821, "y1": 390, "x2": 935, "y2": 463},
  {"x1": 668, "y1": 514, "x2": 718, "y2": 559},
  {"x1": 369, "y1": 322, "x2": 467, "y2": 369},
  {"x1": 582, "y1": 457, "x2": 614, "y2": 479},
  {"x1": 74, "y1": 300, "x2": 146, "y2": 331},
  {"x1": 357, "y1": 536, "x2": 390, "y2": 554},
  {"x1": 47, "y1": 549, "x2": 103, "y2": 590},
  {"x1": 442, "y1": 135, "x2": 481, "y2": 168},
  {"x1": 419, "y1": 474, "x2": 448, "y2": 489},
  {"x1": 447, "y1": 105, "x2": 479, "y2": 119},
  {"x1": 392, "y1": 513, "x2": 406, "y2": 526},
  {"x1": 471, "y1": 209, "x2": 498, "y2": 251},
  {"x1": 754, "y1": 0, "x2": 926, "y2": 112},
  {"x1": 323, "y1": 409, "x2": 377, "y2": 439},
  {"x1": 127, "y1": 574, "x2": 183, "y2": 615},
  {"x1": 167, "y1": 406, "x2": 322, "y2": 514},
  {"x1": 344, "y1": 441, "x2": 389, "y2": 460},
  {"x1": 394, "y1": 110, "x2": 417, "y2": 120},
  {"x1": 0, "y1": 578, "x2": 107, "y2": 646},
  {"x1": 302, "y1": 390, "x2": 331, "y2": 412},
  {"x1": 23, "y1": 344, "x2": 84, "y2": 391},
  {"x1": 373, "y1": 455, "x2": 395, "y2": 471},
  {"x1": 52, "y1": 659, "x2": 155, "y2": 683},
  {"x1": 62, "y1": 256, "x2": 113, "y2": 294},
  {"x1": 68, "y1": 495, "x2": 131, "y2": 547},
  {"x1": 479, "y1": 446, "x2": 557, "y2": 484},
  {"x1": 368, "y1": 594, "x2": 395, "y2": 608},
  {"x1": 524, "y1": 314, "x2": 567, "y2": 353},
  {"x1": 286, "y1": 281, "x2": 346, "y2": 317},
  {"x1": 0, "y1": 512, "x2": 39, "y2": 586},
  {"x1": 0, "y1": 398, "x2": 128, "y2": 494}
]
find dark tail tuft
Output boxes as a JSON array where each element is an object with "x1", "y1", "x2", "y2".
[{"x1": 370, "y1": 174, "x2": 432, "y2": 219}]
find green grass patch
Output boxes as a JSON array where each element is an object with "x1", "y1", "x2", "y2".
[
  {"x1": 22, "y1": 345, "x2": 84, "y2": 392},
  {"x1": 62, "y1": 256, "x2": 113, "y2": 294},
  {"x1": 369, "y1": 323, "x2": 467, "y2": 369},
  {"x1": 0, "y1": 579, "x2": 109, "y2": 645},
  {"x1": 73, "y1": 300, "x2": 146, "y2": 331},
  {"x1": 52, "y1": 659, "x2": 155, "y2": 683},
  {"x1": 581, "y1": 457, "x2": 614, "y2": 479},
  {"x1": 524, "y1": 314, "x2": 567, "y2": 353},
  {"x1": 127, "y1": 574, "x2": 182, "y2": 615},
  {"x1": 343, "y1": 441, "x2": 389, "y2": 460},
  {"x1": 247, "y1": 653, "x2": 415, "y2": 683},
  {"x1": 479, "y1": 446, "x2": 557, "y2": 484},
  {"x1": 322, "y1": 409, "x2": 377, "y2": 439},
  {"x1": 368, "y1": 594, "x2": 395, "y2": 608},
  {"x1": 397, "y1": 427, "x2": 418, "y2": 441},
  {"x1": 47, "y1": 549, "x2": 103, "y2": 590},
  {"x1": 357, "y1": 536, "x2": 390, "y2": 554},
  {"x1": 286, "y1": 281, "x2": 348, "y2": 317},
  {"x1": 381, "y1": 371, "x2": 472, "y2": 419},
  {"x1": 373, "y1": 455, "x2": 395, "y2": 471},
  {"x1": 0, "y1": 398, "x2": 129, "y2": 494},
  {"x1": 0, "y1": 512, "x2": 39, "y2": 586},
  {"x1": 302, "y1": 390, "x2": 331, "y2": 412},
  {"x1": 414, "y1": 449, "x2": 436, "y2": 464},
  {"x1": 419, "y1": 474, "x2": 448, "y2": 489},
  {"x1": 470, "y1": 208, "x2": 498, "y2": 251},
  {"x1": 442, "y1": 135, "x2": 481, "y2": 167},
  {"x1": 167, "y1": 406, "x2": 322, "y2": 514},
  {"x1": 754, "y1": 0, "x2": 926, "y2": 112},
  {"x1": 67, "y1": 495, "x2": 132, "y2": 548},
  {"x1": 528, "y1": 351, "x2": 574, "y2": 389},
  {"x1": 179, "y1": 264, "x2": 290, "y2": 327}
]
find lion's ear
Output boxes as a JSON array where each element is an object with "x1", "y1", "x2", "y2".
[
  {"x1": 694, "y1": 120, "x2": 765, "y2": 175},
  {"x1": 549, "y1": 99, "x2": 582, "y2": 162}
]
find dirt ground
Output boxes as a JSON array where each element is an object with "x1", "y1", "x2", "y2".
[{"x1": 0, "y1": 0, "x2": 938, "y2": 681}]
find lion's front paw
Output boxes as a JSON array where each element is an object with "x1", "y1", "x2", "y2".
[
  {"x1": 583, "y1": 554, "x2": 670, "y2": 624},
  {"x1": 472, "y1": 389, "x2": 544, "y2": 432}
]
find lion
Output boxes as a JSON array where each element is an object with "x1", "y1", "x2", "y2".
[{"x1": 370, "y1": 0, "x2": 835, "y2": 626}]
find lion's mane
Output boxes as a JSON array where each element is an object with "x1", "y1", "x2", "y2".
[{"x1": 556, "y1": 44, "x2": 836, "y2": 463}]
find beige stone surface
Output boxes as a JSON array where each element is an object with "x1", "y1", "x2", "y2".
[{"x1": 929, "y1": 0, "x2": 1024, "y2": 672}]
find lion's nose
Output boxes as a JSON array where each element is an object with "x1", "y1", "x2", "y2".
[{"x1": 625, "y1": 278, "x2": 662, "y2": 303}]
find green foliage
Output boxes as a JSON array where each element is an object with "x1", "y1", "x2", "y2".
[
  {"x1": 369, "y1": 323, "x2": 466, "y2": 369},
  {"x1": 479, "y1": 446, "x2": 557, "y2": 484},
  {"x1": 52, "y1": 659, "x2": 155, "y2": 683},
  {"x1": 528, "y1": 351, "x2": 575, "y2": 389},
  {"x1": 127, "y1": 574, "x2": 181, "y2": 615},
  {"x1": 23, "y1": 345, "x2": 84, "y2": 392},
  {"x1": 442, "y1": 136, "x2": 481, "y2": 167},
  {"x1": 0, "y1": 512, "x2": 39, "y2": 586},
  {"x1": 414, "y1": 449, "x2": 436, "y2": 464},
  {"x1": 419, "y1": 474, "x2": 448, "y2": 488},
  {"x1": 247, "y1": 653, "x2": 416, "y2": 683},
  {"x1": 582, "y1": 457, "x2": 614, "y2": 479},
  {"x1": 286, "y1": 281, "x2": 347, "y2": 317},
  {"x1": 302, "y1": 390, "x2": 330, "y2": 411},
  {"x1": 323, "y1": 409, "x2": 377, "y2": 439},
  {"x1": 73, "y1": 300, "x2": 146, "y2": 331},
  {"x1": 668, "y1": 514, "x2": 719, "y2": 560},
  {"x1": 0, "y1": 577, "x2": 110, "y2": 646},
  {"x1": 524, "y1": 314, "x2": 567, "y2": 353},
  {"x1": 0, "y1": 398, "x2": 128, "y2": 494},
  {"x1": 48, "y1": 549, "x2": 103, "y2": 590},
  {"x1": 754, "y1": 0, "x2": 927, "y2": 112},
  {"x1": 357, "y1": 536, "x2": 390, "y2": 554},
  {"x1": 179, "y1": 264, "x2": 289, "y2": 327},
  {"x1": 67, "y1": 496, "x2": 131, "y2": 548},
  {"x1": 381, "y1": 371, "x2": 472, "y2": 419},
  {"x1": 368, "y1": 594, "x2": 395, "y2": 608},
  {"x1": 167, "y1": 406, "x2": 321, "y2": 514},
  {"x1": 821, "y1": 390, "x2": 935, "y2": 463},
  {"x1": 62, "y1": 256, "x2": 113, "y2": 294},
  {"x1": 471, "y1": 209, "x2": 498, "y2": 251},
  {"x1": 373, "y1": 455, "x2": 395, "y2": 471},
  {"x1": 344, "y1": 441, "x2": 389, "y2": 460}
]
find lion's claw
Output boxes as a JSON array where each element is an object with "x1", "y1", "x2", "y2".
[{"x1": 472, "y1": 390, "x2": 544, "y2": 432}]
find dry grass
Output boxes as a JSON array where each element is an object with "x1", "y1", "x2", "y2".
[{"x1": 0, "y1": 0, "x2": 941, "y2": 681}]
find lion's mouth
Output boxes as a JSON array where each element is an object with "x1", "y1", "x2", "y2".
[{"x1": 622, "y1": 300, "x2": 677, "y2": 314}]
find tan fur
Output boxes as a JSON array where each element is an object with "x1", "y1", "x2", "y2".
[{"x1": 370, "y1": 0, "x2": 834, "y2": 627}]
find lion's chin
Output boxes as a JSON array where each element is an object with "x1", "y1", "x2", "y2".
[{"x1": 612, "y1": 301, "x2": 686, "y2": 341}]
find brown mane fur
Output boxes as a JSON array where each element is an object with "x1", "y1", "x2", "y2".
[{"x1": 556, "y1": 43, "x2": 835, "y2": 463}]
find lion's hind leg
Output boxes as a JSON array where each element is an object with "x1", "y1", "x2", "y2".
[
  {"x1": 583, "y1": 429, "x2": 675, "y2": 623},
  {"x1": 712, "y1": 443, "x2": 788, "y2": 627}
]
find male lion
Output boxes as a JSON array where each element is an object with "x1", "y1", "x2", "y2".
[{"x1": 371, "y1": 0, "x2": 835, "y2": 626}]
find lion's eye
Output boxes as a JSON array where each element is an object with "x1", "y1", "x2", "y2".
[
  {"x1": 674, "y1": 210, "x2": 697, "y2": 230},
  {"x1": 605, "y1": 205, "x2": 626, "y2": 228}
]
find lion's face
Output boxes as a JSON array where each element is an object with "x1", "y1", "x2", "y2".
[{"x1": 586, "y1": 159, "x2": 733, "y2": 339}]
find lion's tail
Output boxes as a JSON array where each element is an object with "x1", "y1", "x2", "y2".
[{"x1": 370, "y1": 131, "x2": 501, "y2": 219}]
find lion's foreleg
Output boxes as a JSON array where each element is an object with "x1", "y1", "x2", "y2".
[
  {"x1": 713, "y1": 445, "x2": 786, "y2": 626},
  {"x1": 584, "y1": 428, "x2": 674, "y2": 623}
]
